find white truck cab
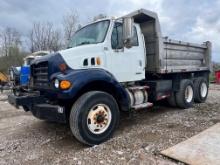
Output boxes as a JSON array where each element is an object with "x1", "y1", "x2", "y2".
[{"x1": 60, "y1": 19, "x2": 145, "y2": 82}]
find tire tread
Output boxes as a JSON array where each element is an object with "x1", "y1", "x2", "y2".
[
  {"x1": 194, "y1": 77, "x2": 208, "y2": 103},
  {"x1": 70, "y1": 92, "x2": 97, "y2": 145},
  {"x1": 167, "y1": 92, "x2": 176, "y2": 107},
  {"x1": 175, "y1": 79, "x2": 194, "y2": 109}
]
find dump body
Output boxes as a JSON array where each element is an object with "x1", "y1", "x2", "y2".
[
  {"x1": 159, "y1": 38, "x2": 211, "y2": 73},
  {"x1": 123, "y1": 9, "x2": 211, "y2": 74}
]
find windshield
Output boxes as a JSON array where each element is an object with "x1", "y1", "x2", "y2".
[{"x1": 68, "y1": 20, "x2": 110, "y2": 48}]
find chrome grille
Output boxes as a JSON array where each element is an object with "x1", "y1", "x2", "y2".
[{"x1": 32, "y1": 62, "x2": 49, "y2": 88}]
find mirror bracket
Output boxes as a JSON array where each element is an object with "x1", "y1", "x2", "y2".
[{"x1": 123, "y1": 17, "x2": 134, "y2": 48}]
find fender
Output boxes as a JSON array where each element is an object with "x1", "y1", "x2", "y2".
[
  {"x1": 56, "y1": 69, "x2": 130, "y2": 111},
  {"x1": 31, "y1": 53, "x2": 130, "y2": 111}
]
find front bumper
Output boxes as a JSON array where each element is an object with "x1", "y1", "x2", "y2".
[{"x1": 8, "y1": 94, "x2": 66, "y2": 123}]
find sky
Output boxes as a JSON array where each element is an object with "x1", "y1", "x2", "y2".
[{"x1": 0, "y1": 0, "x2": 220, "y2": 61}]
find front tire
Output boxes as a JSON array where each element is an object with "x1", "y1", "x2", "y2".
[
  {"x1": 175, "y1": 79, "x2": 194, "y2": 109},
  {"x1": 69, "y1": 91, "x2": 119, "y2": 146}
]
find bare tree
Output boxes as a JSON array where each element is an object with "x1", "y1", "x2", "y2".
[
  {"x1": 50, "y1": 29, "x2": 62, "y2": 51},
  {"x1": 0, "y1": 27, "x2": 28, "y2": 73},
  {"x1": 62, "y1": 10, "x2": 79, "y2": 46},
  {"x1": 29, "y1": 22, "x2": 62, "y2": 52},
  {"x1": 0, "y1": 27, "x2": 21, "y2": 56}
]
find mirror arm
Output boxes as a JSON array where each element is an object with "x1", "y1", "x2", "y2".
[{"x1": 122, "y1": 17, "x2": 134, "y2": 49}]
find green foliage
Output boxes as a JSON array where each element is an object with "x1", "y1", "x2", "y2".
[
  {"x1": 209, "y1": 73, "x2": 215, "y2": 83},
  {"x1": 0, "y1": 52, "x2": 27, "y2": 74},
  {"x1": 212, "y1": 62, "x2": 220, "y2": 72}
]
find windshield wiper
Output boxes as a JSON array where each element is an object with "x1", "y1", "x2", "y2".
[{"x1": 76, "y1": 41, "x2": 92, "y2": 46}]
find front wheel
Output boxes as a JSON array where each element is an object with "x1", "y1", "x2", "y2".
[{"x1": 69, "y1": 91, "x2": 119, "y2": 145}]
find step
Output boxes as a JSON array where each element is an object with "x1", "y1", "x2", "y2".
[{"x1": 132, "y1": 102, "x2": 153, "y2": 110}]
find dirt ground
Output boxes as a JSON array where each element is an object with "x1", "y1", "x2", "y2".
[{"x1": 0, "y1": 84, "x2": 220, "y2": 165}]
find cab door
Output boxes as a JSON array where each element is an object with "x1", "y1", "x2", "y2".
[{"x1": 106, "y1": 22, "x2": 145, "y2": 82}]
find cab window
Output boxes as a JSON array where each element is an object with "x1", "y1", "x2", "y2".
[{"x1": 111, "y1": 22, "x2": 139, "y2": 49}]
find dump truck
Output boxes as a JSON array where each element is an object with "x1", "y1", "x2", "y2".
[{"x1": 8, "y1": 9, "x2": 211, "y2": 145}]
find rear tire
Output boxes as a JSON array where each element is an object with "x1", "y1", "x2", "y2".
[
  {"x1": 69, "y1": 91, "x2": 119, "y2": 146},
  {"x1": 22, "y1": 106, "x2": 29, "y2": 112},
  {"x1": 175, "y1": 79, "x2": 194, "y2": 109},
  {"x1": 194, "y1": 77, "x2": 208, "y2": 103},
  {"x1": 167, "y1": 92, "x2": 176, "y2": 107}
]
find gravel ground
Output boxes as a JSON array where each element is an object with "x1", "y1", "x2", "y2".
[{"x1": 0, "y1": 84, "x2": 220, "y2": 165}]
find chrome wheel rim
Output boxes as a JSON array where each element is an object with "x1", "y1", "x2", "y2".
[
  {"x1": 185, "y1": 85, "x2": 193, "y2": 103},
  {"x1": 200, "y1": 82, "x2": 208, "y2": 98},
  {"x1": 87, "y1": 104, "x2": 112, "y2": 134}
]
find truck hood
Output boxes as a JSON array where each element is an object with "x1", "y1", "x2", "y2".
[
  {"x1": 58, "y1": 44, "x2": 104, "y2": 69},
  {"x1": 30, "y1": 44, "x2": 105, "y2": 80}
]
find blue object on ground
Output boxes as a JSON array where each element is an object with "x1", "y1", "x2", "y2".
[{"x1": 20, "y1": 66, "x2": 30, "y2": 86}]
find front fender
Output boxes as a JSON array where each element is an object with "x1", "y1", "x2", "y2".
[{"x1": 56, "y1": 69, "x2": 130, "y2": 111}]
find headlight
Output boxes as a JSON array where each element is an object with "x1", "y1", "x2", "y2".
[{"x1": 54, "y1": 79, "x2": 59, "y2": 88}]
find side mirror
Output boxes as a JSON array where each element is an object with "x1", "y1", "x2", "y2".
[{"x1": 123, "y1": 17, "x2": 134, "y2": 48}]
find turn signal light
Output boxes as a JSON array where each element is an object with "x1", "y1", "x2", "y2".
[
  {"x1": 59, "y1": 63, "x2": 67, "y2": 72},
  {"x1": 60, "y1": 80, "x2": 71, "y2": 90},
  {"x1": 96, "y1": 57, "x2": 101, "y2": 65}
]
